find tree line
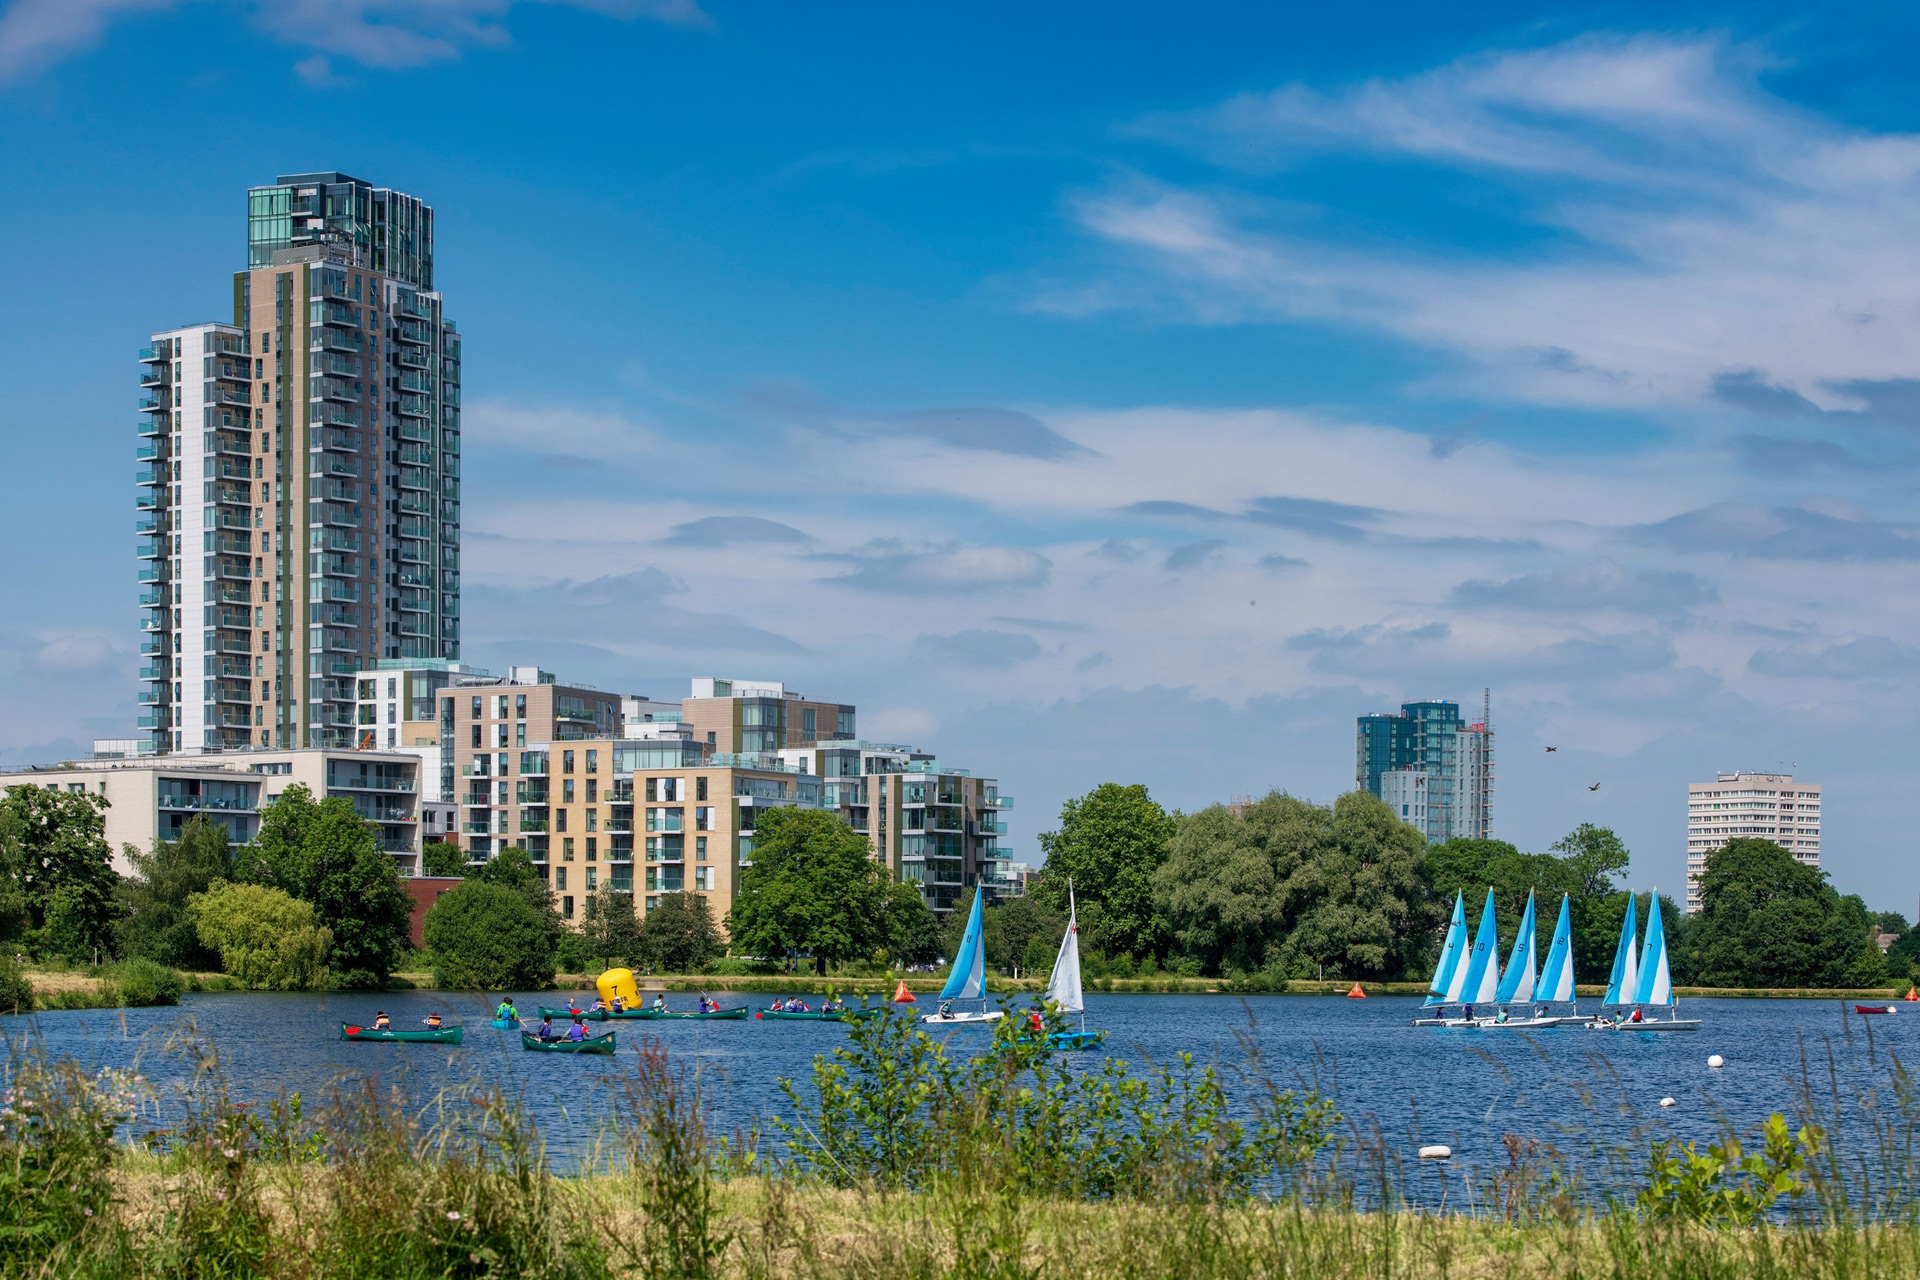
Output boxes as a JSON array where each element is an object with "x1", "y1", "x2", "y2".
[{"x1": 987, "y1": 783, "x2": 1899, "y2": 990}]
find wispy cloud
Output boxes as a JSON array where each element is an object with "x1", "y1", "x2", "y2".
[
  {"x1": 1051, "y1": 34, "x2": 1920, "y2": 411},
  {"x1": 0, "y1": 0, "x2": 707, "y2": 81},
  {"x1": 1452, "y1": 558, "x2": 1718, "y2": 615}
]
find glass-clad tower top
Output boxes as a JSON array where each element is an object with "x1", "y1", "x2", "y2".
[{"x1": 248, "y1": 172, "x2": 434, "y2": 290}]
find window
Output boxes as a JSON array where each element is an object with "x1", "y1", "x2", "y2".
[
  {"x1": 802, "y1": 708, "x2": 816, "y2": 737},
  {"x1": 515, "y1": 693, "x2": 525, "y2": 718},
  {"x1": 562, "y1": 894, "x2": 574, "y2": 919},
  {"x1": 470, "y1": 725, "x2": 481, "y2": 748},
  {"x1": 586, "y1": 867, "x2": 597, "y2": 890},
  {"x1": 496, "y1": 695, "x2": 508, "y2": 719},
  {"x1": 586, "y1": 779, "x2": 597, "y2": 803},
  {"x1": 563, "y1": 779, "x2": 575, "y2": 803},
  {"x1": 586, "y1": 749, "x2": 598, "y2": 773},
  {"x1": 556, "y1": 867, "x2": 568, "y2": 890},
  {"x1": 695, "y1": 866, "x2": 714, "y2": 891},
  {"x1": 516, "y1": 723, "x2": 525, "y2": 747},
  {"x1": 563, "y1": 838, "x2": 574, "y2": 860},
  {"x1": 586, "y1": 837, "x2": 597, "y2": 861},
  {"x1": 556, "y1": 809, "x2": 569, "y2": 832},
  {"x1": 586, "y1": 808, "x2": 598, "y2": 832},
  {"x1": 563, "y1": 750, "x2": 575, "y2": 774},
  {"x1": 695, "y1": 806, "x2": 713, "y2": 831},
  {"x1": 471, "y1": 696, "x2": 481, "y2": 719},
  {"x1": 707, "y1": 731, "x2": 716, "y2": 746},
  {"x1": 358, "y1": 679, "x2": 375, "y2": 699},
  {"x1": 696, "y1": 776, "x2": 708, "y2": 801},
  {"x1": 496, "y1": 724, "x2": 508, "y2": 748},
  {"x1": 696, "y1": 836, "x2": 707, "y2": 861},
  {"x1": 387, "y1": 678, "x2": 397, "y2": 698}
]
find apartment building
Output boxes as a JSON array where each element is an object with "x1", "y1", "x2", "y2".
[
  {"x1": 1356, "y1": 694, "x2": 1494, "y2": 843},
  {"x1": 0, "y1": 748, "x2": 424, "y2": 874},
  {"x1": 679, "y1": 678, "x2": 855, "y2": 753},
  {"x1": 136, "y1": 171, "x2": 461, "y2": 755},
  {"x1": 1685, "y1": 772, "x2": 1822, "y2": 913},
  {"x1": 439, "y1": 667, "x2": 623, "y2": 858}
]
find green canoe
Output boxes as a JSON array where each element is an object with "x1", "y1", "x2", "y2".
[
  {"x1": 341, "y1": 1022, "x2": 464, "y2": 1045},
  {"x1": 655, "y1": 1007, "x2": 748, "y2": 1020},
  {"x1": 537, "y1": 1005, "x2": 663, "y2": 1021},
  {"x1": 520, "y1": 1030, "x2": 617, "y2": 1055},
  {"x1": 758, "y1": 1008, "x2": 883, "y2": 1021}
]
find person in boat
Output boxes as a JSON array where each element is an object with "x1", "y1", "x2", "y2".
[
  {"x1": 1027, "y1": 1008, "x2": 1044, "y2": 1033},
  {"x1": 425, "y1": 1012, "x2": 444, "y2": 1030},
  {"x1": 611, "y1": 994, "x2": 627, "y2": 1013},
  {"x1": 566, "y1": 1017, "x2": 587, "y2": 1042},
  {"x1": 537, "y1": 1015, "x2": 558, "y2": 1041},
  {"x1": 1462, "y1": 1004, "x2": 1474, "y2": 1022},
  {"x1": 827, "y1": 996, "x2": 845, "y2": 1011},
  {"x1": 372, "y1": 1012, "x2": 391, "y2": 1031},
  {"x1": 495, "y1": 998, "x2": 519, "y2": 1023},
  {"x1": 1629, "y1": 1007, "x2": 1644, "y2": 1023},
  {"x1": 590, "y1": 995, "x2": 609, "y2": 1014},
  {"x1": 937, "y1": 1000, "x2": 954, "y2": 1020},
  {"x1": 653, "y1": 993, "x2": 666, "y2": 1011},
  {"x1": 1493, "y1": 1008, "x2": 1509, "y2": 1025}
]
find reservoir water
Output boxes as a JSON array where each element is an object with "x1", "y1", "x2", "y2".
[{"x1": 10, "y1": 990, "x2": 1908, "y2": 1198}]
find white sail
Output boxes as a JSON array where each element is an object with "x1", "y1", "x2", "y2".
[
  {"x1": 1537, "y1": 895, "x2": 1576, "y2": 1003},
  {"x1": 1634, "y1": 894, "x2": 1673, "y2": 1007},
  {"x1": 1045, "y1": 882, "x2": 1084, "y2": 1014},
  {"x1": 1458, "y1": 890, "x2": 1502, "y2": 1006},
  {"x1": 1494, "y1": 891, "x2": 1537, "y2": 1005}
]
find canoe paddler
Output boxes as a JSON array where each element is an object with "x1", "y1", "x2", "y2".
[
  {"x1": 590, "y1": 995, "x2": 609, "y2": 1014},
  {"x1": 372, "y1": 1011, "x2": 392, "y2": 1031},
  {"x1": 537, "y1": 1014, "x2": 557, "y2": 1041},
  {"x1": 566, "y1": 1017, "x2": 587, "y2": 1042},
  {"x1": 425, "y1": 1012, "x2": 444, "y2": 1030},
  {"x1": 611, "y1": 994, "x2": 627, "y2": 1012},
  {"x1": 495, "y1": 998, "x2": 519, "y2": 1023},
  {"x1": 652, "y1": 993, "x2": 666, "y2": 1011}
]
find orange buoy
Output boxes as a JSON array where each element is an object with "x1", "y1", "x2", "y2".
[
  {"x1": 1346, "y1": 982, "x2": 1366, "y2": 999},
  {"x1": 892, "y1": 980, "x2": 917, "y2": 1004},
  {"x1": 1906, "y1": 986, "x2": 1918, "y2": 1003}
]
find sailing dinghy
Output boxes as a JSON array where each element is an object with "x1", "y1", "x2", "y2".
[
  {"x1": 1034, "y1": 880, "x2": 1103, "y2": 1049},
  {"x1": 922, "y1": 887, "x2": 1003, "y2": 1025},
  {"x1": 1427, "y1": 890, "x2": 1500, "y2": 1029},
  {"x1": 1478, "y1": 893, "x2": 1587, "y2": 1028},
  {"x1": 1590, "y1": 893, "x2": 1698, "y2": 1031},
  {"x1": 1410, "y1": 891, "x2": 1468, "y2": 1026}
]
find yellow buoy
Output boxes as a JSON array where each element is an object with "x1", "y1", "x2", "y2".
[{"x1": 597, "y1": 968, "x2": 639, "y2": 1008}]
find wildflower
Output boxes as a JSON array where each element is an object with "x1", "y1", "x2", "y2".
[
  {"x1": 222, "y1": 1147, "x2": 238, "y2": 1159},
  {"x1": 213, "y1": 1189, "x2": 227, "y2": 1202},
  {"x1": 83, "y1": 1209, "x2": 93, "y2": 1218},
  {"x1": 447, "y1": 1210, "x2": 461, "y2": 1221}
]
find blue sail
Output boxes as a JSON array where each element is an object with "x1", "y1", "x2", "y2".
[
  {"x1": 1424, "y1": 891, "x2": 1467, "y2": 1007},
  {"x1": 1494, "y1": 891, "x2": 1537, "y2": 1005},
  {"x1": 1536, "y1": 894, "x2": 1576, "y2": 1004},
  {"x1": 940, "y1": 886, "x2": 987, "y2": 1000},
  {"x1": 1602, "y1": 893, "x2": 1639, "y2": 1007},
  {"x1": 1456, "y1": 890, "x2": 1502, "y2": 1007},
  {"x1": 1634, "y1": 894, "x2": 1673, "y2": 1007}
]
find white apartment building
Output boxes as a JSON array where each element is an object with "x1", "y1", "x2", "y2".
[
  {"x1": 5, "y1": 748, "x2": 426, "y2": 875},
  {"x1": 1379, "y1": 769, "x2": 1431, "y2": 830},
  {"x1": 1685, "y1": 771, "x2": 1822, "y2": 912}
]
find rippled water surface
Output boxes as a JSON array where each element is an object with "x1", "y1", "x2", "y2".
[{"x1": 11, "y1": 990, "x2": 1910, "y2": 1187}]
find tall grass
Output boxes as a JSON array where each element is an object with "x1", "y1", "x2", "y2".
[{"x1": 3, "y1": 1007, "x2": 1920, "y2": 1277}]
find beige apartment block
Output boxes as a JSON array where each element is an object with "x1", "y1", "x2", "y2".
[
  {"x1": 0, "y1": 748, "x2": 424, "y2": 875},
  {"x1": 679, "y1": 678, "x2": 855, "y2": 754},
  {"x1": 1685, "y1": 771, "x2": 1822, "y2": 913},
  {"x1": 137, "y1": 172, "x2": 461, "y2": 757}
]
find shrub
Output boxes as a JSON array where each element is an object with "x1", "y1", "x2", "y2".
[
  {"x1": 108, "y1": 957, "x2": 183, "y2": 1007},
  {"x1": 189, "y1": 881, "x2": 332, "y2": 990},
  {"x1": 0, "y1": 954, "x2": 31, "y2": 1015},
  {"x1": 423, "y1": 881, "x2": 555, "y2": 990}
]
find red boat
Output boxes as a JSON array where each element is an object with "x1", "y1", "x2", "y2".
[{"x1": 1855, "y1": 1004, "x2": 1897, "y2": 1015}]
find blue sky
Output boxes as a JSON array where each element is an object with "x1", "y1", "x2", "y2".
[{"x1": 6, "y1": 1, "x2": 1920, "y2": 914}]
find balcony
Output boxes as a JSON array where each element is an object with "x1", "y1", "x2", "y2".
[
  {"x1": 136, "y1": 566, "x2": 164, "y2": 584},
  {"x1": 312, "y1": 352, "x2": 360, "y2": 379},
  {"x1": 398, "y1": 492, "x2": 432, "y2": 516},
  {"x1": 399, "y1": 443, "x2": 434, "y2": 466},
  {"x1": 311, "y1": 456, "x2": 361, "y2": 481},
  {"x1": 140, "y1": 636, "x2": 169, "y2": 656},
  {"x1": 141, "y1": 612, "x2": 167, "y2": 633},
  {"x1": 138, "y1": 417, "x2": 166, "y2": 437},
  {"x1": 310, "y1": 402, "x2": 360, "y2": 427},
  {"x1": 311, "y1": 606, "x2": 358, "y2": 628},
  {"x1": 209, "y1": 382, "x2": 251, "y2": 408},
  {"x1": 396, "y1": 394, "x2": 431, "y2": 419},
  {"x1": 212, "y1": 508, "x2": 252, "y2": 531},
  {"x1": 321, "y1": 505, "x2": 359, "y2": 528},
  {"x1": 138, "y1": 396, "x2": 168, "y2": 413},
  {"x1": 209, "y1": 458, "x2": 253, "y2": 481},
  {"x1": 397, "y1": 345, "x2": 430, "y2": 369},
  {"x1": 398, "y1": 540, "x2": 430, "y2": 564},
  {"x1": 316, "y1": 530, "x2": 359, "y2": 553},
  {"x1": 208, "y1": 432, "x2": 252, "y2": 457},
  {"x1": 317, "y1": 302, "x2": 361, "y2": 327},
  {"x1": 397, "y1": 420, "x2": 433, "y2": 444},
  {"x1": 216, "y1": 659, "x2": 253, "y2": 678},
  {"x1": 977, "y1": 819, "x2": 1008, "y2": 835},
  {"x1": 135, "y1": 465, "x2": 164, "y2": 486},
  {"x1": 135, "y1": 712, "x2": 170, "y2": 730},
  {"x1": 397, "y1": 616, "x2": 431, "y2": 638},
  {"x1": 135, "y1": 441, "x2": 168, "y2": 462},
  {"x1": 135, "y1": 491, "x2": 159, "y2": 511},
  {"x1": 314, "y1": 326, "x2": 362, "y2": 353},
  {"x1": 211, "y1": 484, "x2": 252, "y2": 508},
  {"x1": 519, "y1": 817, "x2": 547, "y2": 833},
  {"x1": 316, "y1": 553, "x2": 358, "y2": 578},
  {"x1": 213, "y1": 632, "x2": 253, "y2": 655},
  {"x1": 312, "y1": 378, "x2": 359, "y2": 405},
  {"x1": 312, "y1": 428, "x2": 360, "y2": 454},
  {"x1": 135, "y1": 539, "x2": 163, "y2": 560},
  {"x1": 212, "y1": 556, "x2": 251, "y2": 579},
  {"x1": 315, "y1": 580, "x2": 361, "y2": 603},
  {"x1": 211, "y1": 584, "x2": 252, "y2": 605},
  {"x1": 137, "y1": 688, "x2": 163, "y2": 705},
  {"x1": 397, "y1": 319, "x2": 432, "y2": 345},
  {"x1": 138, "y1": 662, "x2": 168, "y2": 681},
  {"x1": 396, "y1": 468, "x2": 430, "y2": 491},
  {"x1": 462, "y1": 821, "x2": 492, "y2": 835}
]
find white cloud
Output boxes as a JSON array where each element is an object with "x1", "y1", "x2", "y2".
[
  {"x1": 0, "y1": 0, "x2": 706, "y2": 81},
  {"x1": 1058, "y1": 34, "x2": 1920, "y2": 411}
]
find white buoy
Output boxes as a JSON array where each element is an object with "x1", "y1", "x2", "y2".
[
  {"x1": 1417, "y1": 1144, "x2": 1452, "y2": 1160},
  {"x1": 1659, "y1": 1097, "x2": 1676, "y2": 1108},
  {"x1": 1707, "y1": 1054, "x2": 1725, "y2": 1069}
]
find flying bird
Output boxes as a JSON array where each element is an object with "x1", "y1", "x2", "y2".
[
  {"x1": 1588, "y1": 782, "x2": 1601, "y2": 792},
  {"x1": 1544, "y1": 746, "x2": 1557, "y2": 753}
]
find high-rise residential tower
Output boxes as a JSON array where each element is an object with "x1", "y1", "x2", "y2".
[
  {"x1": 137, "y1": 172, "x2": 461, "y2": 753},
  {"x1": 1685, "y1": 772, "x2": 1821, "y2": 913},
  {"x1": 1356, "y1": 693, "x2": 1494, "y2": 843}
]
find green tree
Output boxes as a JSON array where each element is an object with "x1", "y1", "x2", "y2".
[
  {"x1": 881, "y1": 880, "x2": 943, "y2": 966},
  {"x1": 1265, "y1": 791, "x2": 1426, "y2": 981},
  {"x1": 0, "y1": 785, "x2": 120, "y2": 962},
  {"x1": 419, "y1": 841, "x2": 467, "y2": 877},
  {"x1": 641, "y1": 892, "x2": 722, "y2": 973},
  {"x1": 189, "y1": 880, "x2": 332, "y2": 989},
  {"x1": 114, "y1": 817, "x2": 233, "y2": 971},
  {"x1": 1156, "y1": 800, "x2": 1296, "y2": 976},
  {"x1": 423, "y1": 880, "x2": 556, "y2": 990},
  {"x1": 244, "y1": 784, "x2": 412, "y2": 986},
  {"x1": 726, "y1": 807, "x2": 890, "y2": 975},
  {"x1": 1035, "y1": 783, "x2": 1175, "y2": 962},
  {"x1": 1690, "y1": 839, "x2": 1866, "y2": 988},
  {"x1": 581, "y1": 891, "x2": 646, "y2": 968},
  {"x1": 984, "y1": 892, "x2": 1063, "y2": 976},
  {"x1": 470, "y1": 846, "x2": 566, "y2": 957}
]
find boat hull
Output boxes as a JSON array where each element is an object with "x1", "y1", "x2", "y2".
[
  {"x1": 341, "y1": 1023, "x2": 463, "y2": 1044},
  {"x1": 655, "y1": 1007, "x2": 748, "y2": 1020},
  {"x1": 488, "y1": 1019, "x2": 518, "y2": 1030},
  {"x1": 1474, "y1": 1016, "x2": 1592, "y2": 1030},
  {"x1": 1855, "y1": 1005, "x2": 1896, "y2": 1015},
  {"x1": 521, "y1": 1030, "x2": 617, "y2": 1054},
  {"x1": 920, "y1": 1010, "x2": 1005, "y2": 1025},
  {"x1": 1588, "y1": 1019, "x2": 1700, "y2": 1032},
  {"x1": 758, "y1": 1009, "x2": 879, "y2": 1021}
]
